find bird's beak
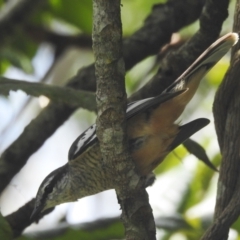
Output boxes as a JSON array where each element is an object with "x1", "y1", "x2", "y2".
[{"x1": 30, "y1": 204, "x2": 43, "y2": 222}]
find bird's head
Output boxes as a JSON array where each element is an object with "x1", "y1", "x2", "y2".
[{"x1": 31, "y1": 165, "x2": 72, "y2": 221}]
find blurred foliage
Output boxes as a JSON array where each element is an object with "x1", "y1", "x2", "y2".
[
  {"x1": 0, "y1": 48, "x2": 34, "y2": 74},
  {"x1": 0, "y1": 0, "x2": 167, "y2": 75},
  {"x1": 18, "y1": 219, "x2": 124, "y2": 240},
  {"x1": 207, "y1": 58, "x2": 230, "y2": 86},
  {"x1": 0, "y1": 0, "x2": 237, "y2": 239},
  {"x1": 47, "y1": 0, "x2": 93, "y2": 33},
  {"x1": 121, "y1": 0, "x2": 167, "y2": 34},
  {"x1": 0, "y1": 212, "x2": 12, "y2": 240}
]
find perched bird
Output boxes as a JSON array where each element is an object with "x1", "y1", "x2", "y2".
[{"x1": 31, "y1": 32, "x2": 238, "y2": 220}]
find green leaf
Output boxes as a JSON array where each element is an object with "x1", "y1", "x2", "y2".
[
  {"x1": 154, "y1": 144, "x2": 188, "y2": 175},
  {"x1": 0, "y1": 1, "x2": 5, "y2": 7},
  {"x1": 0, "y1": 77, "x2": 96, "y2": 111},
  {"x1": 48, "y1": 0, "x2": 93, "y2": 33},
  {"x1": 155, "y1": 214, "x2": 193, "y2": 231},
  {"x1": 121, "y1": 0, "x2": 167, "y2": 34},
  {"x1": 207, "y1": 59, "x2": 230, "y2": 86},
  {"x1": 0, "y1": 59, "x2": 10, "y2": 74},
  {"x1": 183, "y1": 138, "x2": 218, "y2": 171},
  {"x1": 7, "y1": 30, "x2": 38, "y2": 63},
  {"x1": 0, "y1": 212, "x2": 12, "y2": 240},
  {"x1": 231, "y1": 215, "x2": 240, "y2": 234},
  {"x1": 154, "y1": 151, "x2": 182, "y2": 175},
  {"x1": 178, "y1": 153, "x2": 220, "y2": 212},
  {"x1": 0, "y1": 48, "x2": 34, "y2": 73}
]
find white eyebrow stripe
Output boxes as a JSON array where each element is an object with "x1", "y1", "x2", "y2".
[{"x1": 42, "y1": 175, "x2": 54, "y2": 189}]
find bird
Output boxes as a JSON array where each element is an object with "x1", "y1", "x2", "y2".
[{"x1": 31, "y1": 32, "x2": 238, "y2": 221}]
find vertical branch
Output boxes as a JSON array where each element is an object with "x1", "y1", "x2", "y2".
[
  {"x1": 92, "y1": 1, "x2": 156, "y2": 239},
  {"x1": 214, "y1": 0, "x2": 240, "y2": 219},
  {"x1": 92, "y1": 0, "x2": 128, "y2": 183},
  {"x1": 201, "y1": 1, "x2": 240, "y2": 239}
]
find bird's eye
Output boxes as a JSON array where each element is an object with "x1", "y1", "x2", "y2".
[{"x1": 44, "y1": 185, "x2": 53, "y2": 194}]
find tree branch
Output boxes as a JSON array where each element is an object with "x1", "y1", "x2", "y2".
[
  {"x1": 93, "y1": 1, "x2": 155, "y2": 239},
  {"x1": 25, "y1": 25, "x2": 92, "y2": 51},
  {"x1": 5, "y1": 199, "x2": 54, "y2": 238},
  {"x1": 201, "y1": 1, "x2": 240, "y2": 238},
  {"x1": 201, "y1": 172, "x2": 240, "y2": 239},
  {"x1": 0, "y1": 77, "x2": 96, "y2": 109},
  {"x1": 0, "y1": 0, "x2": 45, "y2": 45}
]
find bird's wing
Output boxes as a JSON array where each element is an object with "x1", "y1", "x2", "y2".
[
  {"x1": 125, "y1": 90, "x2": 186, "y2": 119},
  {"x1": 68, "y1": 89, "x2": 186, "y2": 161},
  {"x1": 68, "y1": 124, "x2": 97, "y2": 161}
]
